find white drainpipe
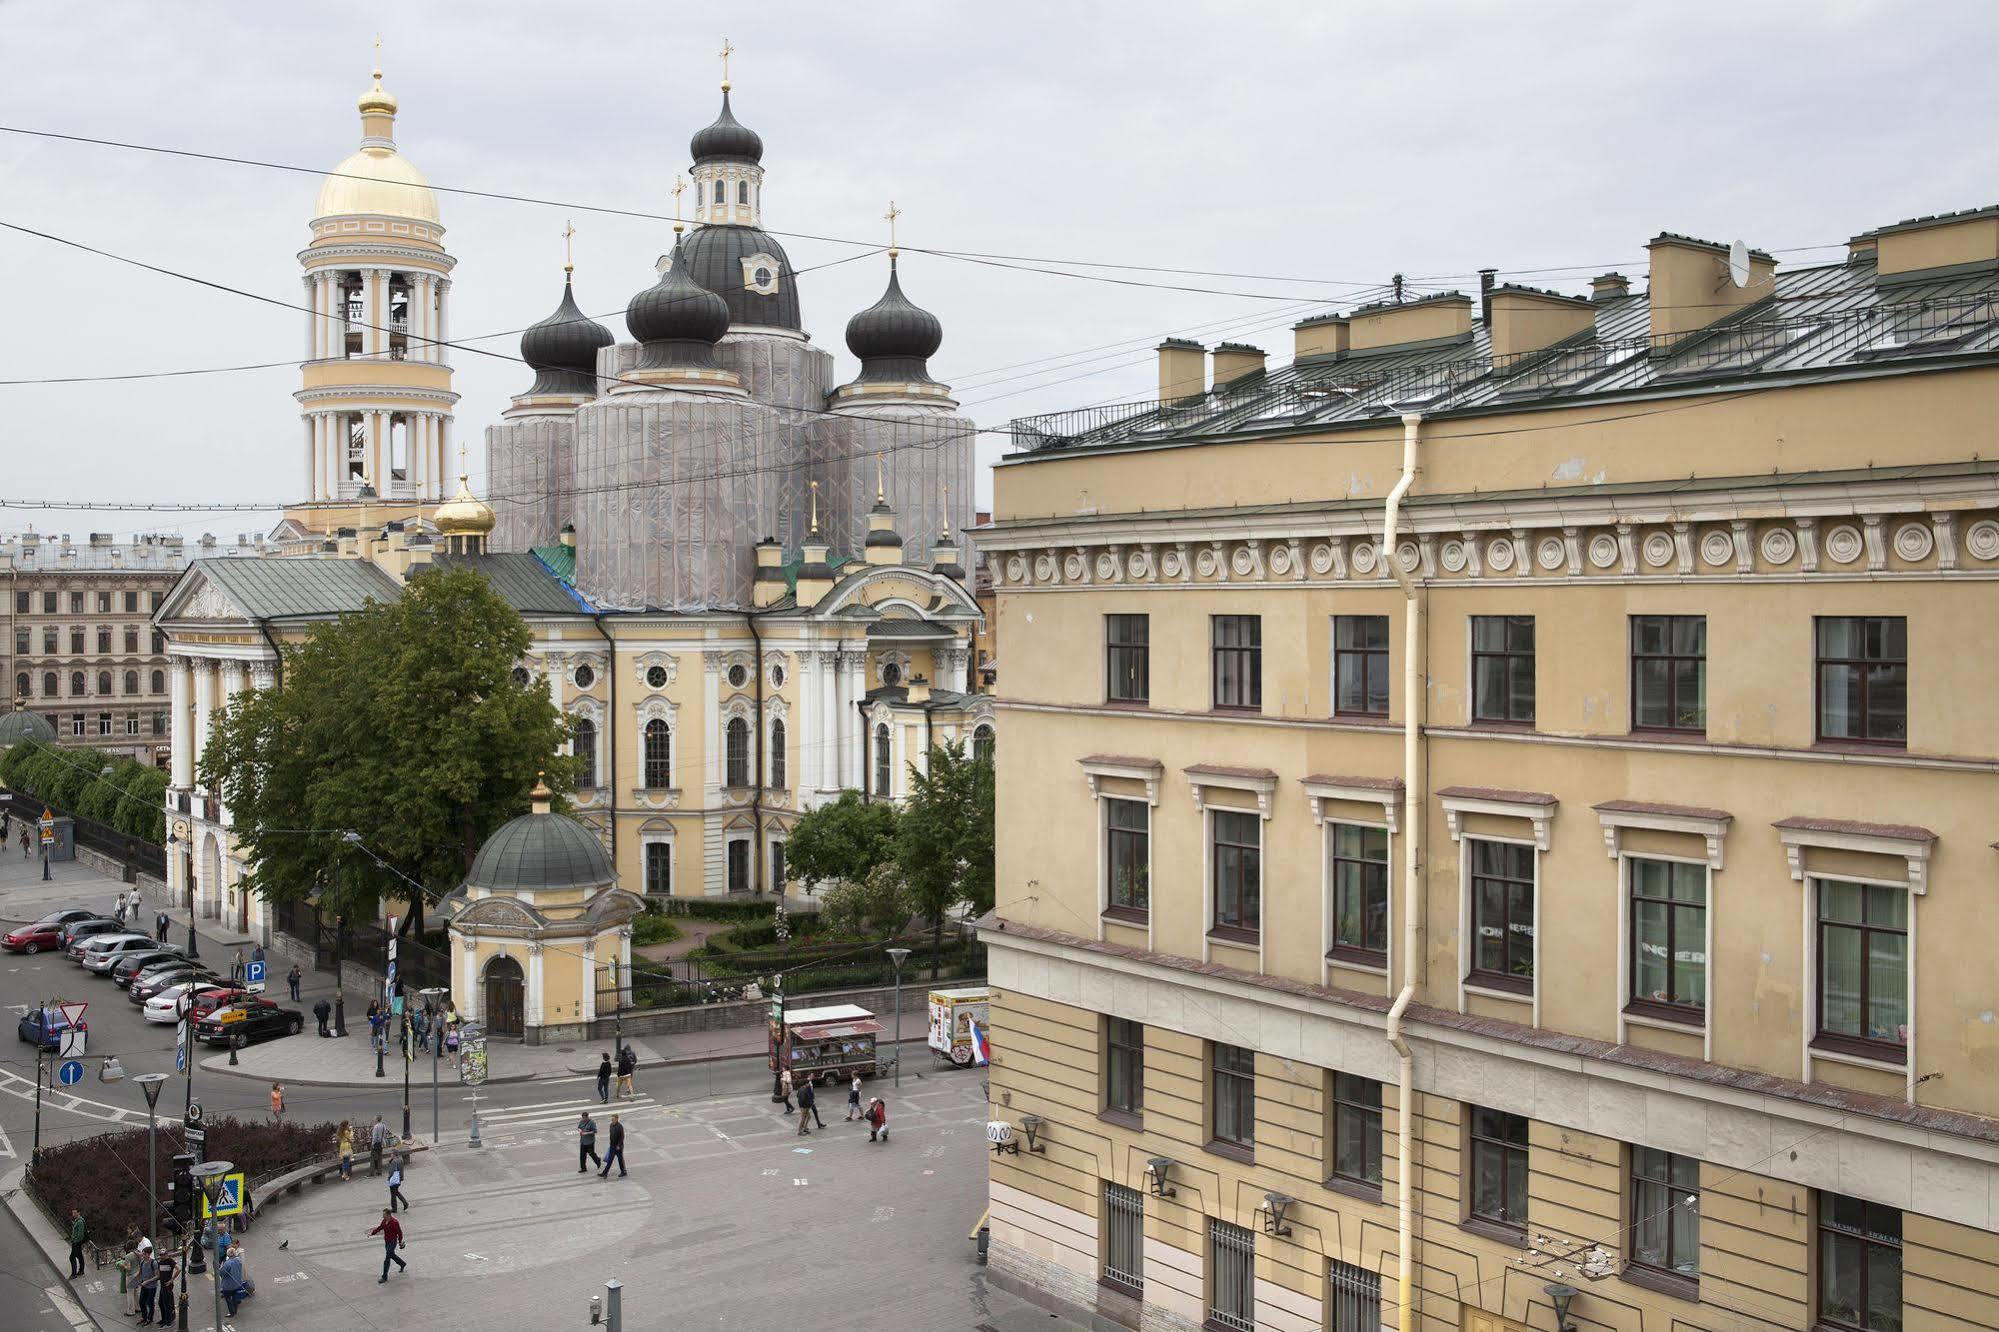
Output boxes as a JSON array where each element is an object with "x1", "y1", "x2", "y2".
[{"x1": 1381, "y1": 411, "x2": 1424, "y2": 1332}]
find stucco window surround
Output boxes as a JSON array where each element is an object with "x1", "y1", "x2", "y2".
[
  {"x1": 1776, "y1": 817, "x2": 1936, "y2": 1099},
  {"x1": 568, "y1": 697, "x2": 607, "y2": 805},
  {"x1": 633, "y1": 651, "x2": 679, "y2": 691},
  {"x1": 638, "y1": 820, "x2": 674, "y2": 898},
  {"x1": 632, "y1": 697, "x2": 680, "y2": 807},
  {"x1": 1594, "y1": 802, "x2": 1731, "y2": 1063},
  {"x1": 1304, "y1": 774, "x2": 1403, "y2": 994},
  {"x1": 1186, "y1": 766, "x2": 1276, "y2": 971},
  {"x1": 1441, "y1": 786, "x2": 1556, "y2": 1028},
  {"x1": 1081, "y1": 755, "x2": 1162, "y2": 948}
]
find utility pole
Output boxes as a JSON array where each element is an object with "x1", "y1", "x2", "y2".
[{"x1": 32, "y1": 1009, "x2": 44, "y2": 1159}]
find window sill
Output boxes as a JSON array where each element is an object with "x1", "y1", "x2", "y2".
[
  {"x1": 1459, "y1": 1216, "x2": 1528, "y2": 1248},
  {"x1": 1619, "y1": 1264, "x2": 1700, "y2": 1304},
  {"x1": 1466, "y1": 719, "x2": 1537, "y2": 733},
  {"x1": 1101, "y1": 905, "x2": 1150, "y2": 927},
  {"x1": 1102, "y1": 698, "x2": 1151, "y2": 711},
  {"x1": 1628, "y1": 726, "x2": 1708, "y2": 742},
  {"x1": 1322, "y1": 1175, "x2": 1383, "y2": 1204},
  {"x1": 1098, "y1": 1108, "x2": 1144, "y2": 1132},
  {"x1": 1207, "y1": 926, "x2": 1261, "y2": 948},
  {"x1": 1810, "y1": 1033, "x2": 1909, "y2": 1070},
  {"x1": 1623, "y1": 999, "x2": 1704, "y2": 1029},
  {"x1": 1327, "y1": 945, "x2": 1389, "y2": 972},
  {"x1": 1811, "y1": 738, "x2": 1909, "y2": 754},
  {"x1": 1207, "y1": 705, "x2": 1265, "y2": 718},
  {"x1": 1330, "y1": 711, "x2": 1393, "y2": 726},
  {"x1": 1464, "y1": 973, "x2": 1534, "y2": 1000},
  {"x1": 1099, "y1": 1275, "x2": 1143, "y2": 1301},
  {"x1": 1203, "y1": 1138, "x2": 1255, "y2": 1166}
]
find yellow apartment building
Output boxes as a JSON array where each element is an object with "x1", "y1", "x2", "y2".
[{"x1": 976, "y1": 207, "x2": 1999, "y2": 1332}]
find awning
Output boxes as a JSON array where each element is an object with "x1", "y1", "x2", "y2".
[{"x1": 793, "y1": 1020, "x2": 883, "y2": 1040}]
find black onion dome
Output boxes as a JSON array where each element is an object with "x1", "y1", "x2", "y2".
[
  {"x1": 520, "y1": 276, "x2": 614, "y2": 397},
  {"x1": 845, "y1": 258, "x2": 943, "y2": 383},
  {"x1": 690, "y1": 90, "x2": 763, "y2": 164},
  {"x1": 675, "y1": 224, "x2": 801, "y2": 332},
  {"x1": 627, "y1": 235, "x2": 732, "y2": 372}
]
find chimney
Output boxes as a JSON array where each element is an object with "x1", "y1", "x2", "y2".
[
  {"x1": 560, "y1": 522, "x2": 576, "y2": 549},
  {"x1": 905, "y1": 673, "x2": 931, "y2": 705},
  {"x1": 90, "y1": 532, "x2": 112, "y2": 547},
  {"x1": 1872, "y1": 207, "x2": 1999, "y2": 284},
  {"x1": 753, "y1": 537, "x2": 786, "y2": 608},
  {"x1": 1487, "y1": 285, "x2": 1597, "y2": 363},
  {"x1": 406, "y1": 532, "x2": 434, "y2": 569},
  {"x1": 1293, "y1": 314, "x2": 1350, "y2": 362},
  {"x1": 1645, "y1": 233, "x2": 1774, "y2": 348},
  {"x1": 1348, "y1": 292, "x2": 1475, "y2": 355},
  {"x1": 1478, "y1": 268, "x2": 1498, "y2": 327},
  {"x1": 1210, "y1": 342, "x2": 1267, "y2": 387},
  {"x1": 199, "y1": 533, "x2": 217, "y2": 549},
  {"x1": 1156, "y1": 338, "x2": 1206, "y2": 404},
  {"x1": 1846, "y1": 233, "x2": 1879, "y2": 266},
  {"x1": 1590, "y1": 272, "x2": 1630, "y2": 303}
]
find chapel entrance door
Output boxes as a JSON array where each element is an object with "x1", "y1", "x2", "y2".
[{"x1": 483, "y1": 955, "x2": 525, "y2": 1037}]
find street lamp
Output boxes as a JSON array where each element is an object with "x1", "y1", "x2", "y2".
[
  {"x1": 134, "y1": 1073, "x2": 169, "y2": 1244},
  {"x1": 192, "y1": 1161, "x2": 233, "y2": 1332},
  {"x1": 1544, "y1": 1282, "x2": 1578, "y2": 1332},
  {"x1": 885, "y1": 947, "x2": 911, "y2": 1089},
  {"x1": 419, "y1": 986, "x2": 448, "y2": 1144}
]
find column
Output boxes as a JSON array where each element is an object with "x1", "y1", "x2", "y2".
[
  {"x1": 191, "y1": 660, "x2": 214, "y2": 793},
  {"x1": 303, "y1": 416, "x2": 316, "y2": 498},
  {"x1": 818, "y1": 648, "x2": 837, "y2": 792},
  {"x1": 416, "y1": 414, "x2": 432, "y2": 496},
  {"x1": 303, "y1": 275, "x2": 315, "y2": 359},
  {"x1": 418, "y1": 275, "x2": 436, "y2": 362},
  {"x1": 170, "y1": 658, "x2": 193, "y2": 787},
  {"x1": 439, "y1": 414, "x2": 453, "y2": 481},
  {"x1": 371, "y1": 268, "x2": 388, "y2": 356},
  {"x1": 941, "y1": 644, "x2": 969, "y2": 694},
  {"x1": 703, "y1": 656, "x2": 721, "y2": 796},
  {"x1": 545, "y1": 653, "x2": 564, "y2": 717},
  {"x1": 437, "y1": 279, "x2": 449, "y2": 366},
  {"x1": 218, "y1": 662, "x2": 243, "y2": 826},
  {"x1": 458, "y1": 940, "x2": 479, "y2": 1020},
  {"x1": 525, "y1": 942, "x2": 545, "y2": 1029},
  {"x1": 580, "y1": 939, "x2": 597, "y2": 1022},
  {"x1": 843, "y1": 650, "x2": 867, "y2": 789}
]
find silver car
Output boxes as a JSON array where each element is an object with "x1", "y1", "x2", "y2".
[{"x1": 79, "y1": 934, "x2": 159, "y2": 972}]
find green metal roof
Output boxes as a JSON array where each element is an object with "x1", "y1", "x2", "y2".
[
  {"x1": 190, "y1": 557, "x2": 402, "y2": 621},
  {"x1": 780, "y1": 552, "x2": 853, "y2": 594},
  {"x1": 530, "y1": 543, "x2": 576, "y2": 583},
  {"x1": 466, "y1": 809, "x2": 614, "y2": 891},
  {"x1": 429, "y1": 553, "x2": 590, "y2": 616}
]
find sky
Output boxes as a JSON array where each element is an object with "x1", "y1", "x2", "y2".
[{"x1": 2, "y1": 0, "x2": 1997, "y2": 546}]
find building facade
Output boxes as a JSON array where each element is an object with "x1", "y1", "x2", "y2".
[{"x1": 977, "y1": 210, "x2": 1999, "y2": 1331}]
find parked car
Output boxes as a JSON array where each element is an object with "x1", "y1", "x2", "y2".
[
  {"x1": 132, "y1": 968, "x2": 216, "y2": 1005},
  {"x1": 16, "y1": 1006, "x2": 87, "y2": 1052},
  {"x1": 81, "y1": 935, "x2": 166, "y2": 972},
  {"x1": 109, "y1": 949, "x2": 185, "y2": 987},
  {"x1": 58, "y1": 918, "x2": 121, "y2": 950},
  {"x1": 142, "y1": 980, "x2": 206, "y2": 1024},
  {"x1": 173, "y1": 985, "x2": 249, "y2": 1025},
  {"x1": 2, "y1": 910, "x2": 97, "y2": 954},
  {"x1": 195, "y1": 1000, "x2": 305, "y2": 1047}
]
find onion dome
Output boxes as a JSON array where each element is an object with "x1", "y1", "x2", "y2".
[
  {"x1": 465, "y1": 773, "x2": 614, "y2": 892},
  {"x1": 314, "y1": 68, "x2": 440, "y2": 225},
  {"x1": 0, "y1": 697, "x2": 56, "y2": 747},
  {"x1": 520, "y1": 275, "x2": 613, "y2": 397},
  {"x1": 845, "y1": 256, "x2": 943, "y2": 383},
  {"x1": 690, "y1": 90, "x2": 763, "y2": 165},
  {"x1": 627, "y1": 234, "x2": 732, "y2": 372},
  {"x1": 433, "y1": 475, "x2": 497, "y2": 539},
  {"x1": 676, "y1": 224, "x2": 801, "y2": 331}
]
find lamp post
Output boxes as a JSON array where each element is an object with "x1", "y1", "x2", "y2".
[
  {"x1": 192, "y1": 1161, "x2": 233, "y2": 1332},
  {"x1": 420, "y1": 986, "x2": 447, "y2": 1145},
  {"x1": 135, "y1": 1073, "x2": 168, "y2": 1243},
  {"x1": 886, "y1": 947, "x2": 911, "y2": 1089}
]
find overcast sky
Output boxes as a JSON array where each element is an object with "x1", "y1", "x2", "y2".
[{"x1": 3, "y1": 1, "x2": 1996, "y2": 547}]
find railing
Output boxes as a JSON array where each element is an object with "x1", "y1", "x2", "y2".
[{"x1": 0, "y1": 789, "x2": 166, "y2": 879}]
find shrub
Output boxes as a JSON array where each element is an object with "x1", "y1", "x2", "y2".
[
  {"x1": 631, "y1": 913, "x2": 682, "y2": 947},
  {"x1": 656, "y1": 898, "x2": 778, "y2": 923}
]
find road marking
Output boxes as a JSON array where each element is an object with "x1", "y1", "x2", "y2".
[
  {"x1": 792, "y1": 1178, "x2": 808, "y2": 1186},
  {"x1": 0, "y1": 1122, "x2": 14, "y2": 1158},
  {"x1": 0, "y1": 1069, "x2": 132, "y2": 1124},
  {"x1": 41, "y1": 1284, "x2": 93, "y2": 1331}
]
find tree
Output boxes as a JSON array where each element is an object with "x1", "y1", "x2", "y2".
[
  {"x1": 782, "y1": 789, "x2": 901, "y2": 891},
  {"x1": 203, "y1": 566, "x2": 575, "y2": 934},
  {"x1": 818, "y1": 862, "x2": 912, "y2": 938},
  {"x1": 894, "y1": 740, "x2": 996, "y2": 978}
]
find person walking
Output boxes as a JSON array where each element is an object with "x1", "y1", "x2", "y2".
[
  {"x1": 218, "y1": 1245, "x2": 250, "y2": 1316},
  {"x1": 287, "y1": 964, "x2": 302, "y2": 1002},
  {"x1": 115, "y1": 1237, "x2": 137, "y2": 1317},
  {"x1": 66, "y1": 1208, "x2": 87, "y2": 1278},
  {"x1": 387, "y1": 1156, "x2": 409, "y2": 1213},
  {"x1": 368, "y1": 1209, "x2": 406, "y2": 1282},
  {"x1": 595, "y1": 1052, "x2": 612, "y2": 1103},
  {"x1": 577, "y1": 1111, "x2": 600, "y2": 1173},
  {"x1": 129, "y1": 889, "x2": 141, "y2": 922},
  {"x1": 338, "y1": 1120, "x2": 355, "y2": 1181},
  {"x1": 777, "y1": 1067, "x2": 795, "y2": 1114},
  {"x1": 616, "y1": 1045, "x2": 637, "y2": 1099},
  {"x1": 154, "y1": 1248, "x2": 176, "y2": 1326},
  {"x1": 597, "y1": 1113, "x2": 626, "y2": 1178},
  {"x1": 251, "y1": 943, "x2": 265, "y2": 968},
  {"x1": 230, "y1": 949, "x2": 245, "y2": 985},
  {"x1": 155, "y1": 909, "x2": 170, "y2": 944},
  {"x1": 865, "y1": 1096, "x2": 889, "y2": 1143},
  {"x1": 269, "y1": 1081, "x2": 286, "y2": 1122},
  {"x1": 20, "y1": 825, "x2": 31, "y2": 857},
  {"x1": 369, "y1": 1115, "x2": 388, "y2": 1174},
  {"x1": 135, "y1": 1242, "x2": 159, "y2": 1325},
  {"x1": 800, "y1": 1077, "x2": 824, "y2": 1130},
  {"x1": 114, "y1": 893, "x2": 128, "y2": 928},
  {"x1": 846, "y1": 1072, "x2": 863, "y2": 1121}
]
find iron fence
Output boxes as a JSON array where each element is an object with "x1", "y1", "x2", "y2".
[
  {"x1": 1328, "y1": 1258, "x2": 1382, "y2": 1332},
  {"x1": 1208, "y1": 1219, "x2": 1256, "y2": 1332},
  {"x1": 1102, "y1": 1182, "x2": 1144, "y2": 1293},
  {"x1": 0, "y1": 789, "x2": 166, "y2": 880}
]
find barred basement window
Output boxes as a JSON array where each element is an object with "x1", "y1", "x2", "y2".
[
  {"x1": 1327, "y1": 1259, "x2": 1381, "y2": 1332},
  {"x1": 1101, "y1": 1182, "x2": 1143, "y2": 1294},
  {"x1": 1207, "y1": 1218, "x2": 1255, "y2": 1332}
]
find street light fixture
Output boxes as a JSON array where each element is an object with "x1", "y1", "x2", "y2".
[
  {"x1": 192, "y1": 1161, "x2": 233, "y2": 1332},
  {"x1": 419, "y1": 986, "x2": 448, "y2": 1145},
  {"x1": 1544, "y1": 1282, "x2": 1578, "y2": 1332},
  {"x1": 134, "y1": 1073, "x2": 168, "y2": 1245},
  {"x1": 885, "y1": 947, "x2": 911, "y2": 1089}
]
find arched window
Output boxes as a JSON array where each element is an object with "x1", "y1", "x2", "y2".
[
  {"x1": 769, "y1": 719, "x2": 786, "y2": 789},
  {"x1": 14, "y1": 672, "x2": 28, "y2": 698},
  {"x1": 123, "y1": 670, "x2": 139, "y2": 696},
  {"x1": 572, "y1": 717, "x2": 597, "y2": 788},
  {"x1": 973, "y1": 725, "x2": 995, "y2": 763},
  {"x1": 713, "y1": 179, "x2": 725, "y2": 204},
  {"x1": 43, "y1": 672, "x2": 58, "y2": 698},
  {"x1": 97, "y1": 671, "x2": 112, "y2": 696},
  {"x1": 643, "y1": 718, "x2": 671, "y2": 789},
  {"x1": 151, "y1": 669, "x2": 165, "y2": 695},
  {"x1": 874, "y1": 724, "x2": 892, "y2": 795},
  {"x1": 70, "y1": 672, "x2": 85, "y2": 697},
  {"x1": 725, "y1": 716, "x2": 750, "y2": 788},
  {"x1": 738, "y1": 180, "x2": 749, "y2": 205}
]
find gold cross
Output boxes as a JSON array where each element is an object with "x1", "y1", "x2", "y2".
[
  {"x1": 562, "y1": 220, "x2": 576, "y2": 273},
  {"x1": 372, "y1": 33, "x2": 383, "y2": 80},
  {"x1": 671, "y1": 175, "x2": 686, "y2": 221},
  {"x1": 876, "y1": 451, "x2": 886, "y2": 504},
  {"x1": 459, "y1": 440, "x2": 469, "y2": 483},
  {"x1": 719, "y1": 37, "x2": 734, "y2": 90},
  {"x1": 809, "y1": 479, "x2": 820, "y2": 535},
  {"x1": 884, "y1": 200, "x2": 901, "y2": 253}
]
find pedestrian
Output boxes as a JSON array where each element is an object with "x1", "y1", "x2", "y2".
[
  {"x1": 251, "y1": 943, "x2": 265, "y2": 967},
  {"x1": 577, "y1": 1111, "x2": 600, "y2": 1173},
  {"x1": 130, "y1": 889, "x2": 141, "y2": 920},
  {"x1": 287, "y1": 964, "x2": 302, "y2": 1002},
  {"x1": 616, "y1": 1044, "x2": 637, "y2": 1098},
  {"x1": 387, "y1": 1156, "x2": 409, "y2": 1213},
  {"x1": 314, "y1": 996, "x2": 332, "y2": 1037},
  {"x1": 66, "y1": 1208, "x2": 87, "y2": 1277},
  {"x1": 114, "y1": 894, "x2": 128, "y2": 927},
  {"x1": 846, "y1": 1072, "x2": 862, "y2": 1121},
  {"x1": 338, "y1": 1120, "x2": 355, "y2": 1181},
  {"x1": 796, "y1": 1095, "x2": 813, "y2": 1135},
  {"x1": 156, "y1": 910, "x2": 169, "y2": 944},
  {"x1": 269, "y1": 1081, "x2": 285, "y2": 1122},
  {"x1": 595, "y1": 1052, "x2": 612, "y2": 1103},
  {"x1": 598, "y1": 1113, "x2": 627, "y2": 1178},
  {"x1": 369, "y1": 1114, "x2": 387, "y2": 1174},
  {"x1": 135, "y1": 1241, "x2": 159, "y2": 1324},
  {"x1": 231, "y1": 949, "x2": 245, "y2": 985},
  {"x1": 367, "y1": 1209, "x2": 406, "y2": 1282},
  {"x1": 218, "y1": 1245, "x2": 250, "y2": 1316},
  {"x1": 865, "y1": 1096, "x2": 889, "y2": 1143},
  {"x1": 154, "y1": 1248, "x2": 176, "y2": 1326},
  {"x1": 21, "y1": 825, "x2": 31, "y2": 857},
  {"x1": 414, "y1": 1005, "x2": 430, "y2": 1054},
  {"x1": 777, "y1": 1066, "x2": 795, "y2": 1114},
  {"x1": 800, "y1": 1076, "x2": 824, "y2": 1130},
  {"x1": 116, "y1": 1237, "x2": 137, "y2": 1317}
]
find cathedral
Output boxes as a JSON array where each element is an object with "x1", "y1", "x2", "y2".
[{"x1": 153, "y1": 56, "x2": 991, "y2": 1030}]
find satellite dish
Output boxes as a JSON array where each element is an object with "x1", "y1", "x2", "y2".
[{"x1": 1727, "y1": 239, "x2": 1752, "y2": 288}]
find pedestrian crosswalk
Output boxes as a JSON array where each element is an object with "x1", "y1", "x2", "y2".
[{"x1": 467, "y1": 1092, "x2": 663, "y2": 1137}]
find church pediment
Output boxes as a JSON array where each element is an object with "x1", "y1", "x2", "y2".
[
  {"x1": 453, "y1": 895, "x2": 550, "y2": 933},
  {"x1": 158, "y1": 567, "x2": 253, "y2": 627}
]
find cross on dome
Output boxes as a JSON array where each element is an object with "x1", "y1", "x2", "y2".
[{"x1": 719, "y1": 37, "x2": 734, "y2": 91}]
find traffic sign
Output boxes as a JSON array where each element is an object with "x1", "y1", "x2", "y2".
[
  {"x1": 57, "y1": 1059, "x2": 84, "y2": 1086},
  {"x1": 185, "y1": 1100, "x2": 204, "y2": 1125},
  {"x1": 174, "y1": 1044, "x2": 187, "y2": 1073},
  {"x1": 199, "y1": 1172, "x2": 246, "y2": 1219},
  {"x1": 59, "y1": 1027, "x2": 85, "y2": 1059},
  {"x1": 245, "y1": 959, "x2": 266, "y2": 993},
  {"x1": 57, "y1": 1002, "x2": 86, "y2": 1029}
]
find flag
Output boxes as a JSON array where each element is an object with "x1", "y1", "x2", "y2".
[{"x1": 968, "y1": 1017, "x2": 990, "y2": 1067}]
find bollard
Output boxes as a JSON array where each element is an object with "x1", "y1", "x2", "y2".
[
  {"x1": 605, "y1": 1278, "x2": 623, "y2": 1332},
  {"x1": 228, "y1": 1033, "x2": 240, "y2": 1066},
  {"x1": 589, "y1": 1294, "x2": 602, "y2": 1324}
]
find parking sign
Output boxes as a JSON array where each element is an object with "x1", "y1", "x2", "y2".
[{"x1": 245, "y1": 959, "x2": 266, "y2": 993}]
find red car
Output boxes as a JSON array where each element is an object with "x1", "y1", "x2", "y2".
[
  {"x1": 183, "y1": 986, "x2": 249, "y2": 1023},
  {"x1": 3, "y1": 910, "x2": 95, "y2": 955}
]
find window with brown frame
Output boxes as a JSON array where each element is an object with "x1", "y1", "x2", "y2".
[
  {"x1": 1104, "y1": 1017, "x2": 1144, "y2": 1118},
  {"x1": 1326, "y1": 1072, "x2": 1382, "y2": 1189},
  {"x1": 1467, "y1": 1105, "x2": 1529, "y2": 1232},
  {"x1": 1211, "y1": 615, "x2": 1262, "y2": 711},
  {"x1": 1630, "y1": 615, "x2": 1705, "y2": 732},
  {"x1": 1470, "y1": 615, "x2": 1536, "y2": 724},
  {"x1": 1105, "y1": 614, "x2": 1149, "y2": 704},
  {"x1": 1815, "y1": 617, "x2": 1906, "y2": 745},
  {"x1": 1209, "y1": 1042, "x2": 1255, "y2": 1150},
  {"x1": 1105, "y1": 798, "x2": 1149, "y2": 919},
  {"x1": 1467, "y1": 840, "x2": 1535, "y2": 993},
  {"x1": 1333, "y1": 615, "x2": 1390, "y2": 717},
  {"x1": 1629, "y1": 1146, "x2": 1700, "y2": 1283},
  {"x1": 1628, "y1": 859, "x2": 1706, "y2": 1021},
  {"x1": 1815, "y1": 880, "x2": 1908, "y2": 1059},
  {"x1": 1328, "y1": 823, "x2": 1389, "y2": 965},
  {"x1": 1209, "y1": 810, "x2": 1261, "y2": 937},
  {"x1": 1817, "y1": 1192, "x2": 1901, "y2": 1332}
]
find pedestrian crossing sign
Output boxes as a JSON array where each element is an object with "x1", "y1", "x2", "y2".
[{"x1": 199, "y1": 1171, "x2": 246, "y2": 1219}]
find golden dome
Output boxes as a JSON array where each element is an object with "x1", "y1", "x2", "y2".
[
  {"x1": 358, "y1": 66, "x2": 398, "y2": 116},
  {"x1": 313, "y1": 67, "x2": 440, "y2": 225},
  {"x1": 433, "y1": 476, "x2": 496, "y2": 536}
]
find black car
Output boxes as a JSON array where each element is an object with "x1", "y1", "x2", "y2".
[
  {"x1": 130, "y1": 966, "x2": 217, "y2": 1005},
  {"x1": 110, "y1": 949, "x2": 185, "y2": 987},
  {"x1": 194, "y1": 1001, "x2": 305, "y2": 1047}
]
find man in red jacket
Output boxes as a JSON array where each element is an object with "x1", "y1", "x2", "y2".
[
  {"x1": 865, "y1": 1096, "x2": 889, "y2": 1143},
  {"x1": 367, "y1": 1209, "x2": 407, "y2": 1283}
]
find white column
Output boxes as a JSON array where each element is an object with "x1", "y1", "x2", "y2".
[
  {"x1": 580, "y1": 940, "x2": 597, "y2": 1022},
  {"x1": 420, "y1": 275, "x2": 436, "y2": 362},
  {"x1": 941, "y1": 644, "x2": 969, "y2": 694},
  {"x1": 439, "y1": 414, "x2": 454, "y2": 481},
  {"x1": 303, "y1": 275, "x2": 315, "y2": 359},
  {"x1": 417, "y1": 413, "x2": 432, "y2": 496},
  {"x1": 818, "y1": 648, "x2": 838, "y2": 791},
  {"x1": 303, "y1": 416, "x2": 316, "y2": 498},
  {"x1": 170, "y1": 658, "x2": 194, "y2": 787},
  {"x1": 191, "y1": 661, "x2": 214, "y2": 791},
  {"x1": 843, "y1": 651, "x2": 866, "y2": 789},
  {"x1": 436, "y1": 279, "x2": 450, "y2": 366},
  {"x1": 458, "y1": 941, "x2": 479, "y2": 1020},
  {"x1": 703, "y1": 657, "x2": 721, "y2": 796},
  {"x1": 545, "y1": 653, "x2": 563, "y2": 717},
  {"x1": 525, "y1": 942, "x2": 545, "y2": 1029}
]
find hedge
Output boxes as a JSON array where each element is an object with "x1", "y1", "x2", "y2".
[
  {"x1": 654, "y1": 898, "x2": 779, "y2": 923},
  {"x1": 631, "y1": 913, "x2": 682, "y2": 947},
  {"x1": 0, "y1": 739, "x2": 168, "y2": 845}
]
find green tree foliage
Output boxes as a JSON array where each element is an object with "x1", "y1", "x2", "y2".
[
  {"x1": 202, "y1": 567, "x2": 574, "y2": 933},
  {"x1": 782, "y1": 789, "x2": 901, "y2": 890},
  {"x1": 893, "y1": 740, "x2": 996, "y2": 978},
  {"x1": 818, "y1": 862, "x2": 912, "y2": 938},
  {"x1": 0, "y1": 740, "x2": 166, "y2": 844}
]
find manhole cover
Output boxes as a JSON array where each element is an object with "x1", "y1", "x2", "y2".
[{"x1": 557, "y1": 1045, "x2": 578, "y2": 1053}]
